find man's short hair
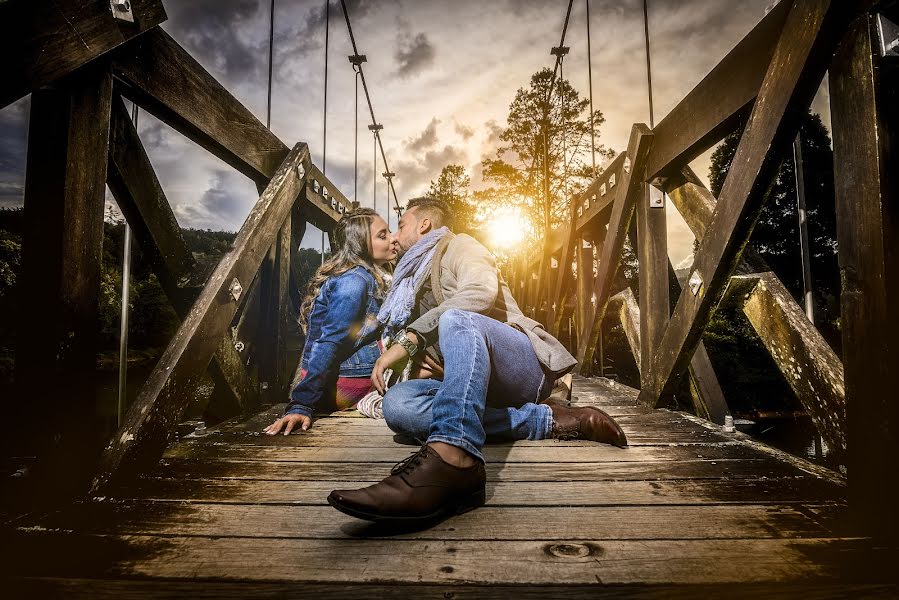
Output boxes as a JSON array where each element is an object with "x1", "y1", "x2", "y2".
[{"x1": 406, "y1": 196, "x2": 449, "y2": 229}]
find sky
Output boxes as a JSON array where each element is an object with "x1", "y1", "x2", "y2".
[{"x1": 1, "y1": 0, "x2": 832, "y2": 267}]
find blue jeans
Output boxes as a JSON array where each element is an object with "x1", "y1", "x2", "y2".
[{"x1": 382, "y1": 309, "x2": 554, "y2": 461}]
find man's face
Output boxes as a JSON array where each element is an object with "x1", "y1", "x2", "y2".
[{"x1": 395, "y1": 207, "x2": 426, "y2": 258}]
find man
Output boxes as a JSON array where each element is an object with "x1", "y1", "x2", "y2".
[{"x1": 327, "y1": 197, "x2": 627, "y2": 523}]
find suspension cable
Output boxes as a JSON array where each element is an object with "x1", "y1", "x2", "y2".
[
  {"x1": 267, "y1": 0, "x2": 275, "y2": 129},
  {"x1": 340, "y1": 0, "x2": 401, "y2": 213},
  {"x1": 321, "y1": 0, "x2": 330, "y2": 263},
  {"x1": 586, "y1": 0, "x2": 596, "y2": 176},
  {"x1": 643, "y1": 0, "x2": 654, "y2": 128}
]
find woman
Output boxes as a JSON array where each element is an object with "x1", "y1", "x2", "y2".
[{"x1": 264, "y1": 207, "x2": 397, "y2": 435}]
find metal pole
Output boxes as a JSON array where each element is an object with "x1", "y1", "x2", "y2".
[
  {"x1": 118, "y1": 104, "x2": 139, "y2": 425},
  {"x1": 354, "y1": 69, "x2": 360, "y2": 202},
  {"x1": 642, "y1": 0, "x2": 654, "y2": 128},
  {"x1": 793, "y1": 133, "x2": 815, "y2": 323},
  {"x1": 373, "y1": 131, "x2": 377, "y2": 213}
]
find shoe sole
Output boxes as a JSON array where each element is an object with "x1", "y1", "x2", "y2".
[{"x1": 327, "y1": 488, "x2": 486, "y2": 523}]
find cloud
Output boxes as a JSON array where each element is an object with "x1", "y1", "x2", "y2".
[
  {"x1": 175, "y1": 169, "x2": 257, "y2": 232},
  {"x1": 454, "y1": 120, "x2": 475, "y2": 140},
  {"x1": 394, "y1": 31, "x2": 435, "y2": 79},
  {"x1": 404, "y1": 117, "x2": 440, "y2": 152},
  {"x1": 163, "y1": 0, "x2": 264, "y2": 83},
  {"x1": 393, "y1": 144, "x2": 467, "y2": 199}
]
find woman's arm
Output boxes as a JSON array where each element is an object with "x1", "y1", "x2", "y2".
[{"x1": 274, "y1": 272, "x2": 371, "y2": 430}]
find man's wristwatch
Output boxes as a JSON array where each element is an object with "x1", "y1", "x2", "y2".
[{"x1": 393, "y1": 329, "x2": 420, "y2": 357}]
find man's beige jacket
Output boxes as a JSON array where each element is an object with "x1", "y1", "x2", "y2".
[{"x1": 408, "y1": 232, "x2": 577, "y2": 376}]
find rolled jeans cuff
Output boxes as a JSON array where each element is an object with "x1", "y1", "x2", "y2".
[{"x1": 426, "y1": 434, "x2": 485, "y2": 463}]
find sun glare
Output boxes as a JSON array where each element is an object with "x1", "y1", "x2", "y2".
[{"x1": 485, "y1": 208, "x2": 528, "y2": 250}]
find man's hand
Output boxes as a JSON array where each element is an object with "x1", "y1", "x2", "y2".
[{"x1": 263, "y1": 413, "x2": 312, "y2": 435}]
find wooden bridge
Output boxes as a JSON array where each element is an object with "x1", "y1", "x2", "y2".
[{"x1": 1, "y1": 0, "x2": 898, "y2": 595}]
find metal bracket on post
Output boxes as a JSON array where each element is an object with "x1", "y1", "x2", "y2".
[
  {"x1": 110, "y1": 0, "x2": 135, "y2": 23},
  {"x1": 877, "y1": 13, "x2": 899, "y2": 57},
  {"x1": 688, "y1": 271, "x2": 704, "y2": 296},
  {"x1": 649, "y1": 186, "x2": 665, "y2": 208},
  {"x1": 229, "y1": 278, "x2": 243, "y2": 302}
]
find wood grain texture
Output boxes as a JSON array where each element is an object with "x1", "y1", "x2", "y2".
[
  {"x1": 639, "y1": 0, "x2": 858, "y2": 406},
  {"x1": 112, "y1": 27, "x2": 289, "y2": 185},
  {"x1": 0, "y1": 0, "x2": 167, "y2": 107},
  {"x1": 92, "y1": 144, "x2": 310, "y2": 493},
  {"x1": 577, "y1": 125, "x2": 653, "y2": 374},
  {"x1": 829, "y1": 13, "x2": 899, "y2": 538},
  {"x1": 644, "y1": 0, "x2": 790, "y2": 179},
  {"x1": 3, "y1": 532, "x2": 892, "y2": 585}
]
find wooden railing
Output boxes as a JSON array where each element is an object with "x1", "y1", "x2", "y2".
[
  {"x1": 510, "y1": 0, "x2": 898, "y2": 537},
  {"x1": 3, "y1": 0, "x2": 897, "y2": 537}
]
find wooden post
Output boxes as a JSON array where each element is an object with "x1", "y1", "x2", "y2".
[
  {"x1": 636, "y1": 183, "x2": 668, "y2": 391},
  {"x1": 14, "y1": 64, "x2": 113, "y2": 490},
  {"x1": 638, "y1": 0, "x2": 859, "y2": 407},
  {"x1": 92, "y1": 144, "x2": 310, "y2": 492},
  {"x1": 830, "y1": 13, "x2": 899, "y2": 538},
  {"x1": 577, "y1": 124, "x2": 653, "y2": 375}
]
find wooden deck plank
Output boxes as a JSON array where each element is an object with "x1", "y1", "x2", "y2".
[
  {"x1": 6, "y1": 578, "x2": 897, "y2": 599},
  {"x1": 121, "y1": 477, "x2": 846, "y2": 506},
  {"x1": 27, "y1": 502, "x2": 842, "y2": 541},
  {"x1": 149, "y1": 458, "x2": 812, "y2": 482},
  {"x1": 2, "y1": 531, "x2": 892, "y2": 585}
]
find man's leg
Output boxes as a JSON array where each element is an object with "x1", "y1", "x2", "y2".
[
  {"x1": 382, "y1": 378, "x2": 440, "y2": 442},
  {"x1": 427, "y1": 310, "x2": 554, "y2": 458}
]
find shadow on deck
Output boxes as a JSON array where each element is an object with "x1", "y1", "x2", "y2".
[{"x1": 2, "y1": 377, "x2": 896, "y2": 597}]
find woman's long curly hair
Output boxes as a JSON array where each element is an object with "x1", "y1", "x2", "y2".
[{"x1": 297, "y1": 207, "x2": 389, "y2": 333}]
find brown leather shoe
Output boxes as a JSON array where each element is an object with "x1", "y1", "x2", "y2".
[
  {"x1": 328, "y1": 445, "x2": 486, "y2": 522},
  {"x1": 550, "y1": 404, "x2": 628, "y2": 447}
]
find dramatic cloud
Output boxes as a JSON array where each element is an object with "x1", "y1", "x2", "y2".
[
  {"x1": 404, "y1": 117, "x2": 440, "y2": 152},
  {"x1": 175, "y1": 169, "x2": 258, "y2": 232},
  {"x1": 394, "y1": 31, "x2": 436, "y2": 78}
]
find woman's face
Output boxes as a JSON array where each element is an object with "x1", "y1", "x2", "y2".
[{"x1": 369, "y1": 215, "x2": 398, "y2": 266}]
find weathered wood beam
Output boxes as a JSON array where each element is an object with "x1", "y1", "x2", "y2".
[
  {"x1": 258, "y1": 219, "x2": 293, "y2": 402},
  {"x1": 304, "y1": 164, "x2": 352, "y2": 232},
  {"x1": 639, "y1": 0, "x2": 859, "y2": 406},
  {"x1": 608, "y1": 287, "x2": 641, "y2": 371},
  {"x1": 0, "y1": 0, "x2": 166, "y2": 108},
  {"x1": 15, "y1": 64, "x2": 113, "y2": 379},
  {"x1": 644, "y1": 0, "x2": 790, "y2": 179},
  {"x1": 112, "y1": 27, "x2": 289, "y2": 186},
  {"x1": 106, "y1": 95, "x2": 256, "y2": 416},
  {"x1": 576, "y1": 124, "x2": 653, "y2": 374},
  {"x1": 547, "y1": 206, "x2": 577, "y2": 337},
  {"x1": 107, "y1": 95, "x2": 193, "y2": 288},
  {"x1": 12, "y1": 64, "x2": 113, "y2": 490},
  {"x1": 667, "y1": 165, "x2": 841, "y2": 429},
  {"x1": 636, "y1": 184, "x2": 668, "y2": 390},
  {"x1": 729, "y1": 272, "x2": 845, "y2": 452},
  {"x1": 830, "y1": 12, "x2": 899, "y2": 538},
  {"x1": 92, "y1": 143, "x2": 311, "y2": 492}
]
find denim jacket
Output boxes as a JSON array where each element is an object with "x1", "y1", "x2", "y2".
[{"x1": 286, "y1": 266, "x2": 382, "y2": 417}]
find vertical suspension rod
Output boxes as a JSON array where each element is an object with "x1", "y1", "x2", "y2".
[{"x1": 643, "y1": 0, "x2": 654, "y2": 128}]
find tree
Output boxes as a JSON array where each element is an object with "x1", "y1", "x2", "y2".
[
  {"x1": 427, "y1": 165, "x2": 478, "y2": 236},
  {"x1": 709, "y1": 111, "x2": 840, "y2": 345},
  {"x1": 476, "y1": 68, "x2": 612, "y2": 251}
]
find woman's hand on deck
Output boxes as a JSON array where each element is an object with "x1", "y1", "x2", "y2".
[{"x1": 264, "y1": 413, "x2": 312, "y2": 435}]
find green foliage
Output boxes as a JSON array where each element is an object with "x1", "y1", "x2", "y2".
[
  {"x1": 427, "y1": 165, "x2": 479, "y2": 236},
  {"x1": 709, "y1": 112, "x2": 840, "y2": 348},
  {"x1": 476, "y1": 68, "x2": 613, "y2": 249}
]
